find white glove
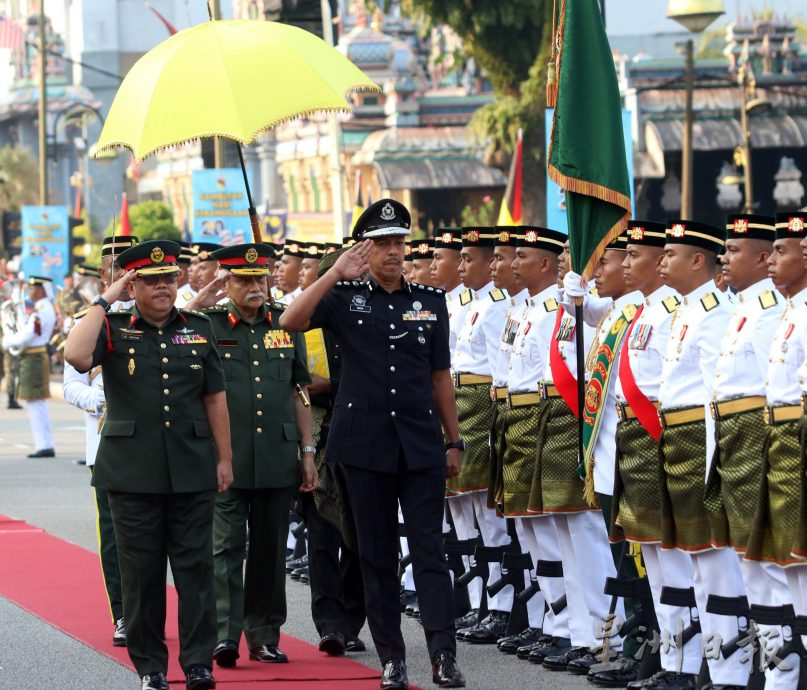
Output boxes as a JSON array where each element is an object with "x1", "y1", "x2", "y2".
[{"x1": 562, "y1": 271, "x2": 587, "y2": 299}]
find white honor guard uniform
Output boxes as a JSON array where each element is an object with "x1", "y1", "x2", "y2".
[{"x1": 446, "y1": 283, "x2": 472, "y2": 362}]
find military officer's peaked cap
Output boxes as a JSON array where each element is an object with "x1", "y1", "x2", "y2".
[
  {"x1": 211, "y1": 243, "x2": 272, "y2": 276},
  {"x1": 494, "y1": 226, "x2": 520, "y2": 248},
  {"x1": 410, "y1": 238, "x2": 434, "y2": 260},
  {"x1": 193, "y1": 242, "x2": 221, "y2": 261},
  {"x1": 433, "y1": 227, "x2": 462, "y2": 250},
  {"x1": 725, "y1": 213, "x2": 775, "y2": 241},
  {"x1": 76, "y1": 264, "x2": 99, "y2": 277},
  {"x1": 118, "y1": 239, "x2": 181, "y2": 276},
  {"x1": 774, "y1": 211, "x2": 807, "y2": 239},
  {"x1": 177, "y1": 241, "x2": 194, "y2": 264},
  {"x1": 26, "y1": 275, "x2": 53, "y2": 286},
  {"x1": 352, "y1": 198, "x2": 411, "y2": 241},
  {"x1": 101, "y1": 234, "x2": 139, "y2": 257},
  {"x1": 626, "y1": 220, "x2": 666, "y2": 247},
  {"x1": 516, "y1": 226, "x2": 566, "y2": 254},
  {"x1": 665, "y1": 219, "x2": 725, "y2": 252},
  {"x1": 461, "y1": 226, "x2": 497, "y2": 248}
]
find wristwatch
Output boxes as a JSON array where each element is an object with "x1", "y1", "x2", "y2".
[
  {"x1": 91, "y1": 295, "x2": 112, "y2": 312},
  {"x1": 444, "y1": 439, "x2": 465, "y2": 452},
  {"x1": 301, "y1": 445, "x2": 317, "y2": 455}
]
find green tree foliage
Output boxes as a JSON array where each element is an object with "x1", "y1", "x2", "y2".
[
  {"x1": 0, "y1": 145, "x2": 40, "y2": 211},
  {"x1": 104, "y1": 200, "x2": 180, "y2": 242}
]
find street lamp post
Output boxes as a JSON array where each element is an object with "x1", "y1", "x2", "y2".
[{"x1": 667, "y1": 0, "x2": 725, "y2": 219}]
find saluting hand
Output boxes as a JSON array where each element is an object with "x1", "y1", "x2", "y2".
[
  {"x1": 333, "y1": 240, "x2": 372, "y2": 281},
  {"x1": 446, "y1": 448, "x2": 462, "y2": 478},
  {"x1": 102, "y1": 269, "x2": 137, "y2": 304},
  {"x1": 187, "y1": 271, "x2": 230, "y2": 310}
]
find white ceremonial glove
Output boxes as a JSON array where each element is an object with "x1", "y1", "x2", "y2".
[{"x1": 562, "y1": 270, "x2": 587, "y2": 299}]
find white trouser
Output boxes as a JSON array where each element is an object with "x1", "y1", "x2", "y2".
[
  {"x1": 446, "y1": 493, "x2": 481, "y2": 608},
  {"x1": 554, "y1": 511, "x2": 623, "y2": 648},
  {"x1": 645, "y1": 546, "x2": 700, "y2": 674},
  {"x1": 786, "y1": 565, "x2": 807, "y2": 679},
  {"x1": 512, "y1": 517, "x2": 546, "y2": 629},
  {"x1": 517, "y1": 516, "x2": 570, "y2": 638},
  {"x1": 25, "y1": 399, "x2": 53, "y2": 451},
  {"x1": 691, "y1": 547, "x2": 750, "y2": 686},
  {"x1": 471, "y1": 492, "x2": 514, "y2": 612},
  {"x1": 742, "y1": 558, "x2": 798, "y2": 689}
]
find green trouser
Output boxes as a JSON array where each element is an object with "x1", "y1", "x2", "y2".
[
  {"x1": 92, "y1": 472, "x2": 124, "y2": 622},
  {"x1": 598, "y1": 493, "x2": 643, "y2": 660},
  {"x1": 108, "y1": 490, "x2": 216, "y2": 677},
  {"x1": 212, "y1": 487, "x2": 293, "y2": 647}
]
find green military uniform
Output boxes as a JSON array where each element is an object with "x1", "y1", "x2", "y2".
[
  {"x1": 89, "y1": 240, "x2": 225, "y2": 681},
  {"x1": 204, "y1": 242, "x2": 311, "y2": 660}
]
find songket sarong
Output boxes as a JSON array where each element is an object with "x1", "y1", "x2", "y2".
[
  {"x1": 487, "y1": 399, "x2": 509, "y2": 510},
  {"x1": 18, "y1": 349, "x2": 49, "y2": 400},
  {"x1": 447, "y1": 383, "x2": 494, "y2": 494},
  {"x1": 499, "y1": 403, "x2": 541, "y2": 516}
]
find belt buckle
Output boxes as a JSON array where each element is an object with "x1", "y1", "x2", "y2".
[
  {"x1": 539, "y1": 383, "x2": 547, "y2": 400},
  {"x1": 802, "y1": 394, "x2": 807, "y2": 414},
  {"x1": 616, "y1": 403, "x2": 625, "y2": 422},
  {"x1": 763, "y1": 407, "x2": 772, "y2": 425},
  {"x1": 709, "y1": 401, "x2": 718, "y2": 421}
]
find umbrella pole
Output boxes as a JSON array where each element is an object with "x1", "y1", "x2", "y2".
[{"x1": 236, "y1": 143, "x2": 263, "y2": 243}]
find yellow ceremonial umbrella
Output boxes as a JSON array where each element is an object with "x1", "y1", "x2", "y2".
[{"x1": 93, "y1": 19, "x2": 378, "y2": 241}]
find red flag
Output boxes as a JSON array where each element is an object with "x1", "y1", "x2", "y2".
[
  {"x1": 497, "y1": 128, "x2": 522, "y2": 225},
  {"x1": 146, "y1": 3, "x2": 178, "y2": 35},
  {"x1": 120, "y1": 193, "x2": 132, "y2": 236}
]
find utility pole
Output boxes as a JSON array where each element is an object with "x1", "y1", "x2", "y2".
[
  {"x1": 38, "y1": 0, "x2": 48, "y2": 205},
  {"x1": 321, "y1": 0, "x2": 346, "y2": 241}
]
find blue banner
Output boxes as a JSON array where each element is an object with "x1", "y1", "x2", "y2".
[
  {"x1": 191, "y1": 169, "x2": 252, "y2": 246},
  {"x1": 20, "y1": 205, "x2": 70, "y2": 282},
  {"x1": 545, "y1": 109, "x2": 635, "y2": 234}
]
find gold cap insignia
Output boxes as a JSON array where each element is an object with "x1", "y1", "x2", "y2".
[
  {"x1": 198, "y1": 250, "x2": 209, "y2": 260},
  {"x1": 498, "y1": 230, "x2": 510, "y2": 243},
  {"x1": 733, "y1": 219, "x2": 748, "y2": 234},
  {"x1": 466, "y1": 230, "x2": 480, "y2": 242},
  {"x1": 788, "y1": 217, "x2": 805, "y2": 233},
  {"x1": 150, "y1": 247, "x2": 165, "y2": 263},
  {"x1": 630, "y1": 226, "x2": 645, "y2": 240},
  {"x1": 440, "y1": 232, "x2": 452, "y2": 243},
  {"x1": 417, "y1": 242, "x2": 429, "y2": 253},
  {"x1": 525, "y1": 230, "x2": 538, "y2": 243},
  {"x1": 306, "y1": 245, "x2": 319, "y2": 256},
  {"x1": 245, "y1": 247, "x2": 258, "y2": 264},
  {"x1": 671, "y1": 223, "x2": 686, "y2": 238}
]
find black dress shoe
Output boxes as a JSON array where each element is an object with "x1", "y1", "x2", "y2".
[
  {"x1": 626, "y1": 670, "x2": 697, "y2": 689},
  {"x1": 213, "y1": 639, "x2": 239, "y2": 668},
  {"x1": 497, "y1": 627, "x2": 543, "y2": 654},
  {"x1": 27, "y1": 448, "x2": 54, "y2": 458},
  {"x1": 345, "y1": 636, "x2": 366, "y2": 653},
  {"x1": 700, "y1": 686, "x2": 745, "y2": 690},
  {"x1": 112, "y1": 617, "x2": 127, "y2": 647},
  {"x1": 404, "y1": 600, "x2": 419, "y2": 618},
  {"x1": 453, "y1": 609, "x2": 478, "y2": 629},
  {"x1": 185, "y1": 664, "x2": 215, "y2": 690},
  {"x1": 249, "y1": 644, "x2": 288, "y2": 663},
  {"x1": 75, "y1": 459, "x2": 87, "y2": 466},
  {"x1": 298, "y1": 567, "x2": 310, "y2": 585},
  {"x1": 318, "y1": 632, "x2": 346, "y2": 656},
  {"x1": 588, "y1": 656, "x2": 640, "y2": 686},
  {"x1": 543, "y1": 645, "x2": 590, "y2": 671},
  {"x1": 516, "y1": 634, "x2": 553, "y2": 659},
  {"x1": 431, "y1": 649, "x2": 465, "y2": 688},
  {"x1": 463, "y1": 611, "x2": 509, "y2": 644},
  {"x1": 7, "y1": 399, "x2": 22, "y2": 409},
  {"x1": 141, "y1": 673, "x2": 169, "y2": 690},
  {"x1": 290, "y1": 565, "x2": 308, "y2": 581},
  {"x1": 527, "y1": 636, "x2": 572, "y2": 664},
  {"x1": 381, "y1": 658, "x2": 408, "y2": 689},
  {"x1": 566, "y1": 650, "x2": 605, "y2": 675},
  {"x1": 285, "y1": 554, "x2": 308, "y2": 573}
]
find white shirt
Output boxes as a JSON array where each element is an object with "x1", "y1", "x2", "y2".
[
  {"x1": 543, "y1": 300, "x2": 595, "y2": 383},
  {"x1": 491, "y1": 288, "x2": 529, "y2": 387},
  {"x1": 277, "y1": 286, "x2": 302, "y2": 305},
  {"x1": 590, "y1": 291, "x2": 644, "y2": 495},
  {"x1": 714, "y1": 278, "x2": 784, "y2": 401},
  {"x1": 2, "y1": 297, "x2": 56, "y2": 351},
  {"x1": 659, "y1": 280, "x2": 733, "y2": 477},
  {"x1": 174, "y1": 283, "x2": 198, "y2": 307},
  {"x1": 445, "y1": 283, "x2": 472, "y2": 363},
  {"x1": 63, "y1": 362, "x2": 104, "y2": 466},
  {"x1": 766, "y1": 286, "x2": 807, "y2": 406},
  {"x1": 507, "y1": 285, "x2": 560, "y2": 393},
  {"x1": 616, "y1": 285, "x2": 680, "y2": 404},
  {"x1": 453, "y1": 282, "x2": 510, "y2": 376}
]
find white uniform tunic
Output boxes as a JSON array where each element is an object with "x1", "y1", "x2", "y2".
[
  {"x1": 453, "y1": 282, "x2": 509, "y2": 376},
  {"x1": 490, "y1": 288, "x2": 529, "y2": 388},
  {"x1": 506, "y1": 285, "x2": 559, "y2": 393},
  {"x1": 445, "y1": 283, "x2": 472, "y2": 363}
]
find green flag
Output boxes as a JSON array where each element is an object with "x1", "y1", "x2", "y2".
[{"x1": 547, "y1": 0, "x2": 631, "y2": 278}]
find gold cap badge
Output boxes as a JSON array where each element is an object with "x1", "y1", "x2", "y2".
[
  {"x1": 245, "y1": 247, "x2": 258, "y2": 264},
  {"x1": 150, "y1": 247, "x2": 164, "y2": 263}
]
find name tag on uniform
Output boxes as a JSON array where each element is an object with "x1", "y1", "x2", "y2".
[
  {"x1": 630, "y1": 324, "x2": 652, "y2": 351},
  {"x1": 217, "y1": 339, "x2": 238, "y2": 347},
  {"x1": 402, "y1": 310, "x2": 437, "y2": 321},
  {"x1": 120, "y1": 328, "x2": 143, "y2": 341},
  {"x1": 264, "y1": 330, "x2": 293, "y2": 349},
  {"x1": 172, "y1": 334, "x2": 208, "y2": 345}
]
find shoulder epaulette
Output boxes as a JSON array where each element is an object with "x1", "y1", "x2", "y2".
[
  {"x1": 179, "y1": 308, "x2": 210, "y2": 320},
  {"x1": 270, "y1": 301, "x2": 287, "y2": 311},
  {"x1": 700, "y1": 292, "x2": 719, "y2": 312},
  {"x1": 335, "y1": 280, "x2": 363, "y2": 288},
  {"x1": 201, "y1": 305, "x2": 227, "y2": 313},
  {"x1": 590, "y1": 287, "x2": 600, "y2": 298},
  {"x1": 460, "y1": 289, "x2": 472, "y2": 306},
  {"x1": 411, "y1": 282, "x2": 444, "y2": 295},
  {"x1": 622, "y1": 303, "x2": 639, "y2": 321},
  {"x1": 181, "y1": 291, "x2": 194, "y2": 300},
  {"x1": 107, "y1": 309, "x2": 131, "y2": 317},
  {"x1": 758, "y1": 290, "x2": 778, "y2": 310},
  {"x1": 72, "y1": 307, "x2": 90, "y2": 320},
  {"x1": 489, "y1": 288, "x2": 506, "y2": 302},
  {"x1": 662, "y1": 295, "x2": 680, "y2": 313},
  {"x1": 543, "y1": 297, "x2": 559, "y2": 312}
]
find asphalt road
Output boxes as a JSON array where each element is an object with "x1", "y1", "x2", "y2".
[{"x1": 0, "y1": 380, "x2": 586, "y2": 690}]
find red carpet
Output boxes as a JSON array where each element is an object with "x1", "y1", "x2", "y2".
[{"x1": 0, "y1": 514, "x2": 397, "y2": 689}]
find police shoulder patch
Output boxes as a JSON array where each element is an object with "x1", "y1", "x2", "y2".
[
  {"x1": 758, "y1": 290, "x2": 778, "y2": 310},
  {"x1": 543, "y1": 297, "x2": 559, "y2": 312},
  {"x1": 460, "y1": 289, "x2": 472, "y2": 306},
  {"x1": 662, "y1": 295, "x2": 681, "y2": 313},
  {"x1": 490, "y1": 288, "x2": 506, "y2": 302},
  {"x1": 700, "y1": 292, "x2": 719, "y2": 312}
]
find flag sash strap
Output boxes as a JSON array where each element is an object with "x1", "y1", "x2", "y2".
[
  {"x1": 549, "y1": 309, "x2": 579, "y2": 417},
  {"x1": 617, "y1": 306, "x2": 662, "y2": 442},
  {"x1": 579, "y1": 307, "x2": 638, "y2": 489}
]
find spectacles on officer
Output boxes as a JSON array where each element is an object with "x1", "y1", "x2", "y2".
[{"x1": 136, "y1": 273, "x2": 179, "y2": 286}]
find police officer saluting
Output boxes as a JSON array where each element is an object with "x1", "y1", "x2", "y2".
[
  {"x1": 280, "y1": 199, "x2": 466, "y2": 689},
  {"x1": 65, "y1": 240, "x2": 233, "y2": 690}
]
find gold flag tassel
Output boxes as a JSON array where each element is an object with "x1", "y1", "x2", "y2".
[{"x1": 546, "y1": 0, "x2": 559, "y2": 108}]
